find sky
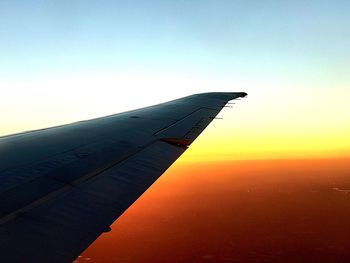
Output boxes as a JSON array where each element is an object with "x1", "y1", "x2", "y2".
[
  {"x1": 1, "y1": 0, "x2": 350, "y2": 160},
  {"x1": 1, "y1": 1, "x2": 350, "y2": 262}
]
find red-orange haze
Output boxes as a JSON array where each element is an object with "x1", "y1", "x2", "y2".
[{"x1": 79, "y1": 159, "x2": 350, "y2": 263}]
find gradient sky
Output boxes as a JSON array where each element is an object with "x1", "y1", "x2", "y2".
[
  {"x1": 1, "y1": 0, "x2": 350, "y2": 160},
  {"x1": 2, "y1": 2, "x2": 350, "y2": 262}
]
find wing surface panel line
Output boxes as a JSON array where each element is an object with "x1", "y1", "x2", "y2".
[{"x1": 0, "y1": 138, "x2": 169, "y2": 226}]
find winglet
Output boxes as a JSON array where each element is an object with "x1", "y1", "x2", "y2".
[{"x1": 236, "y1": 92, "x2": 247, "y2": 98}]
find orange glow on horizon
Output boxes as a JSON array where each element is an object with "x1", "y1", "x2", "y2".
[
  {"x1": 79, "y1": 158, "x2": 350, "y2": 262},
  {"x1": 1, "y1": 80, "x2": 350, "y2": 161}
]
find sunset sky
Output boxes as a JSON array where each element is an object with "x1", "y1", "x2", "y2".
[
  {"x1": 1, "y1": 1, "x2": 350, "y2": 262},
  {"x1": 1, "y1": 0, "x2": 349, "y2": 160}
]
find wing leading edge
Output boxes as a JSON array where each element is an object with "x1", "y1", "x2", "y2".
[{"x1": 0, "y1": 92, "x2": 247, "y2": 262}]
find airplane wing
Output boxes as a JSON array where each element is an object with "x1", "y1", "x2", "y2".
[{"x1": 0, "y1": 92, "x2": 247, "y2": 262}]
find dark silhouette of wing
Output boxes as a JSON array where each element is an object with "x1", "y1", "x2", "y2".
[{"x1": 0, "y1": 92, "x2": 247, "y2": 262}]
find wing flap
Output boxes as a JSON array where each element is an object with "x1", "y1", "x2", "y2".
[{"x1": 155, "y1": 107, "x2": 217, "y2": 141}]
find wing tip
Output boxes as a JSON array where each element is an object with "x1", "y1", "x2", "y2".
[{"x1": 191, "y1": 92, "x2": 248, "y2": 101}]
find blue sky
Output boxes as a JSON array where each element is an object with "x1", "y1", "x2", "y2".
[{"x1": 1, "y1": 0, "x2": 349, "y2": 81}]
